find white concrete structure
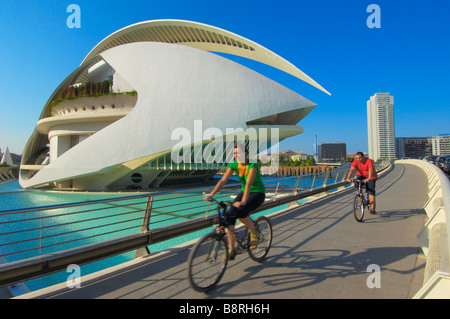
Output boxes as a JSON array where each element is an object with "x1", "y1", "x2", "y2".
[
  {"x1": 367, "y1": 92, "x2": 396, "y2": 160},
  {"x1": 0, "y1": 147, "x2": 14, "y2": 166},
  {"x1": 397, "y1": 159, "x2": 450, "y2": 299},
  {"x1": 20, "y1": 20, "x2": 329, "y2": 191}
]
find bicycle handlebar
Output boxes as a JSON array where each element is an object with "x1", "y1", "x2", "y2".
[
  {"x1": 205, "y1": 197, "x2": 237, "y2": 227},
  {"x1": 206, "y1": 197, "x2": 233, "y2": 210},
  {"x1": 351, "y1": 178, "x2": 367, "y2": 184}
]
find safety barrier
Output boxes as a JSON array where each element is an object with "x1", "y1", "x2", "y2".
[
  {"x1": 397, "y1": 160, "x2": 450, "y2": 298},
  {"x1": 0, "y1": 161, "x2": 390, "y2": 290}
]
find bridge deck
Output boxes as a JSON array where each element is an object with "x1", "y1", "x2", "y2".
[{"x1": 18, "y1": 163, "x2": 428, "y2": 299}]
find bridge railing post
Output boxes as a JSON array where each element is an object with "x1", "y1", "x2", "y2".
[
  {"x1": 334, "y1": 171, "x2": 339, "y2": 183},
  {"x1": 322, "y1": 173, "x2": 329, "y2": 187},
  {"x1": 310, "y1": 175, "x2": 316, "y2": 190},
  {"x1": 293, "y1": 177, "x2": 301, "y2": 195},
  {"x1": 135, "y1": 195, "x2": 154, "y2": 258}
]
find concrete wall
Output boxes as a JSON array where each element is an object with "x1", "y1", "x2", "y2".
[{"x1": 398, "y1": 160, "x2": 450, "y2": 299}]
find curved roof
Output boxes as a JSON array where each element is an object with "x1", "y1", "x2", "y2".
[{"x1": 81, "y1": 19, "x2": 330, "y2": 95}]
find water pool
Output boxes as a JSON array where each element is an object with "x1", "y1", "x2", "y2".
[{"x1": 0, "y1": 179, "x2": 298, "y2": 295}]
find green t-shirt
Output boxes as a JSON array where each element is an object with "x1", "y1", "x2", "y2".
[{"x1": 228, "y1": 161, "x2": 266, "y2": 193}]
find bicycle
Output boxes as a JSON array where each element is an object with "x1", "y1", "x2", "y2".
[
  {"x1": 187, "y1": 198, "x2": 273, "y2": 292},
  {"x1": 352, "y1": 179, "x2": 370, "y2": 222}
]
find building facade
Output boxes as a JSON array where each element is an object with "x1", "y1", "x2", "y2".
[
  {"x1": 318, "y1": 143, "x2": 346, "y2": 163},
  {"x1": 395, "y1": 137, "x2": 433, "y2": 159},
  {"x1": 19, "y1": 20, "x2": 329, "y2": 191},
  {"x1": 396, "y1": 135, "x2": 450, "y2": 158},
  {"x1": 431, "y1": 134, "x2": 450, "y2": 155},
  {"x1": 367, "y1": 92, "x2": 396, "y2": 160}
]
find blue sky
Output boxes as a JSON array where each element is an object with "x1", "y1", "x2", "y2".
[{"x1": 0, "y1": 0, "x2": 449, "y2": 155}]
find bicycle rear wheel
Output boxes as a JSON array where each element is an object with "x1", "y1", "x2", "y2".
[
  {"x1": 353, "y1": 194, "x2": 365, "y2": 222},
  {"x1": 187, "y1": 232, "x2": 228, "y2": 292},
  {"x1": 248, "y1": 216, "x2": 273, "y2": 262}
]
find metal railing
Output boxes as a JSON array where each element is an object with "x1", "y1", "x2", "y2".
[{"x1": 0, "y1": 161, "x2": 390, "y2": 288}]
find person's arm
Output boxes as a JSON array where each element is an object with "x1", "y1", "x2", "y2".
[
  {"x1": 346, "y1": 166, "x2": 356, "y2": 182},
  {"x1": 233, "y1": 167, "x2": 256, "y2": 207},
  {"x1": 366, "y1": 161, "x2": 375, "y2": 182},
  {"x1": 364, "y1": 167, "x2": 374, "y2": 183},
  {"x1": 204, "y1": 168, "x2": 233, "y2": 201}
]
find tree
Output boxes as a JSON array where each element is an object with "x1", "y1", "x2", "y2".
[{"x1": 304, "y1": 156, "x2": 316, "y2": 166}]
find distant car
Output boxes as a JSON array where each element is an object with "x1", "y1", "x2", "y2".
[
  {"x1": 441, "y1": 157, "x2": 450, "y2": 174},
  {"x1": 436, "y1": 155, "x2": 450, "y2": 169},
  {"x1": 424, "y1": 155, "x2": 438, "y2": 164}
]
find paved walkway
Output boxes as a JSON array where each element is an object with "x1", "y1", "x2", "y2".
[{"x1": 18, "y1": 163, "x2": 428, "y2": 299}]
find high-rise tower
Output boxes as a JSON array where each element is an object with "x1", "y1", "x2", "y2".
[{"x1": 367, "y1": 92, "x2": 396, "y2": 160}]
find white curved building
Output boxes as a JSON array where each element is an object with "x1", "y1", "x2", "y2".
[{"x1": 19, "y1": 20, "x2": 329, "y2": 191}]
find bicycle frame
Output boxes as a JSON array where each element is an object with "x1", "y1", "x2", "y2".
[
  {"x1": 353, "y1": 179, "x2": 369, "y2": 206},
  {"x1": 188, "y1": 198, "x2": 273, "y2": 292},
  {"x1": 211, "y1": 199, "x2": 249, "y2": 252},
  {"x1": 352, "y1": 179, "x2": 370, "y2": 222}
]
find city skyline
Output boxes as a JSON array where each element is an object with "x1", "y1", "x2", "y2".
[{"x1": 1, "y1": 1, "x2": 449, "y2": 155}]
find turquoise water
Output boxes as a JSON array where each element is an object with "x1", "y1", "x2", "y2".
[
  {"x1": 0, "y1": 178, "x2": 301, "y2": 295},
  {"x1": 0, "y1": 181, "x2": 144, "y2": 293}
]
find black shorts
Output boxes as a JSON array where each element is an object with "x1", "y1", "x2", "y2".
[
  {"x1": 227, "y1": 191, "x2": 265, "y2": 225},
  {"x1": 356, "y1": 175, "x2": 376, "y2": 196}
]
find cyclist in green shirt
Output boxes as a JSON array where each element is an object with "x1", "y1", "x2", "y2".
[{"x1": 204, "y1": 143, "x2": 266, "y2": 259}]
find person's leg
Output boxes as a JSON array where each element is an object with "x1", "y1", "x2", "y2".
[
  {"x1": 238, "y1": 216, "x2": 259, "y2": 249},
  {"x1": 226, "y1": 226, "x2": 236, "y2": 252},
  {"x1": 234, "y1": 192, "x2": 265, "y2": 249},
  {"x1": 369, "y1": 194, "x2": 376, "y2": 212},
  {"x1": 238, "y1": 216, "x2": 256, "y2": 235},
  {"x1": 367, "y1": 180, "x2": 376, "y2": 213},
  {"x1": 226, "y1": 192, "x2": 243, "y2": 253}
]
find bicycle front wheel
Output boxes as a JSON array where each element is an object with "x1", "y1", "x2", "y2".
[
  {"x1": 353, "y1": 194, "x2": 365, "y2": 222},
  {"x1": 248, "y1": 216, "x2": 273, "y2": 262},
  {"x1": 187, "y1": 232, "x2": 228, "y2": 292}
]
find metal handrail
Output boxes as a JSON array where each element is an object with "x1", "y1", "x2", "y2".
[{"x1": 0, "y1": 161, "x2": 391, "y2": 287}]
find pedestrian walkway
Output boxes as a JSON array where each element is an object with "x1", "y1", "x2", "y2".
[{"x1": 18, "y1": 163, "x2": 428, "y2": 299}]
